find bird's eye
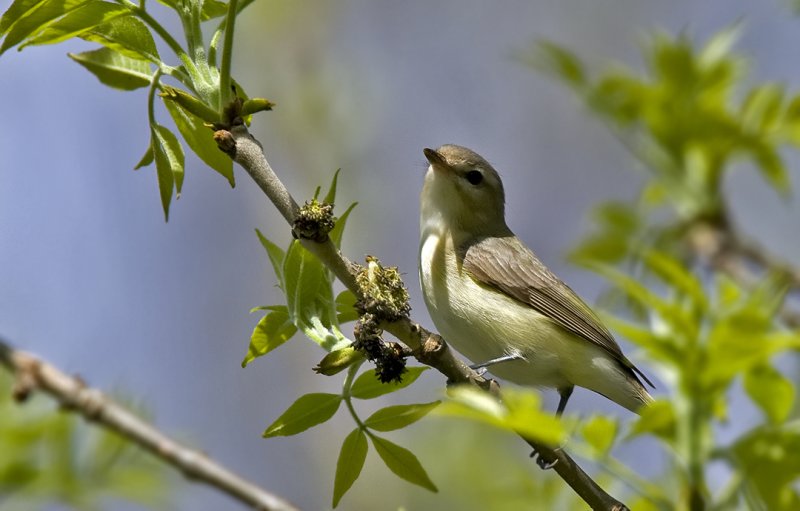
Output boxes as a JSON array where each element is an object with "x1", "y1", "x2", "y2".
[{"x1": 465, "y1": 170, "x2": 483, "y2": 185}]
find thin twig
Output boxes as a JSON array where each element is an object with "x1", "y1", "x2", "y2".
[
  {"x1": 221, "y1": 123, "x2": 630, "y2": 511},
  {"x1": 0, "y1": 339, "x2": 299, "y2": 511}
]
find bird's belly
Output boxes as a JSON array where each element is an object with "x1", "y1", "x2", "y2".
[{"x1": 419, "y1": 232, "x2": 570, "y2": 389}]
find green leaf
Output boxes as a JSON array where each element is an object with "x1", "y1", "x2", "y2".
[
  {"x1": 323, "y1": 169, "x2": 341, "y2": 204},
  {"x1": 241, "y1": 307, "x2": 297, "y2": 367},
  {"x1": 1, "y1": 0, "x2": 47, "y2": 35},
  {"x1": 201, "y1": 0, "x2": 228, "y2": 20},
  {"x1": 581, "y1": 415, "x2": 618, "y2": 456},
  {"x1": 262, "y1": 393, "x2": 342, "y2": 438},
  {"x1": 335, "y1": 289, "x2": 359, "y2": 324},
  {"x1": 68, "y1": 47, "x2": 151, "y2": 91},
  {"x1": 364, "y1": 402, "x2": 440, "y2": 432},
  {"x1": 350, "y1": 367, "x2": 428, "y2": 399},
  {"x1": 752, "y1": 143, "x2": 790, "y2": 196},
  {"x1": 436, "y1": 386, "x2": 566, "y2": 446},
  {"x1": 371, "y1": 435, "x2": 437, "y2": 492},
  {"x1": 21, "y1": 1, "x2": 128, "y2": 48},
  {"x1": 640, "y1": 250, "x2": 707, "y2": 311},
  {"x1": 525, "y1": 40, "x2": 586, "y2": 88},
  {"x1": 314, "y1": 347, "x2": 364, "y2": 376},
  {"x1": 332, "y1": 428, "x2": 367, "y2": 508},
  {"x1": 282, "y1": 239, "x2": 348, "y2": 351},
  {"x1": 164, "y1": 97, "x2": 234, "y2": 186},
  {"x1": 255, "y1": 229, "x2": 286, "y2": 289},
  {"x1": 741, "y1": 83, "x2": 784, "y2": 133},
  {"x1": 730, "y1": 423, "x2": 800, "y2": 511},
  {"x1": 151, "y1": 123, "x2": 185, "y2": 220},
  {"x1": 629, "y1": 399, "x2": 676, "y2": 442},
  {"x1": 81, "y1": 15, "x2": 160, "y2": 62},
  {"x1": 1, "y1": 0, "x2": 87, "y2": 54},
  {"x1": 744, "y1": 364, "x2": 794, "y2": 424},
  {"x1": 329, "y1": 202, "x2": 356, "y2": 249},
  {"x1": 134, "y1": 143, "x2": 154, "y2": 169}
]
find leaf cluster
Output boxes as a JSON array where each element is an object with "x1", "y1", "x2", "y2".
[{"x1": 0, "y1": 0, "x2": 273, "y2": 219}]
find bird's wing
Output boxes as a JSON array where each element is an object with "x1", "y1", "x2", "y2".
[{"x1": 461, "y1": 235, "x2": 653, "y2": 387}]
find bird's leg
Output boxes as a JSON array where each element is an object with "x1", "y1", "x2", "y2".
[
  {"x1": 469, "y1": 351, "x2": 524, "y2": 376},
  {"x1": 531, "y1": 385, "x2": 574, "y2": 470}
]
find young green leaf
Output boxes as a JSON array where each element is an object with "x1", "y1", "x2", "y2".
[
  {"x1": 314, "y1": 347, "x2": 364, "y2": 376},
  {"x1": 335, "y1": 289, "x2": 359, "y2": 324},
  {"x1": 20, "y1": 2, "x2": 128, "y2": 49},
  {"x1": 640, "y1": 250, "x2": 707, "y2": 311},
  {"x1": 255, "y1": 229, "x2": 286, "y2": 289},
  {"x1": 350, "y1": 367, "x2": 428, "y2": 399},
  {"x1": 282, "y1": 239, "x2": 348, "y2": 351},
  {"x1": 164, "y1": 97, "x2": 235, "y2": 187},
  {"x1": 523, "y1": 40, "x2": 587, "y2": 88},
  {"x1": 370, "y1": 435, "x2": 437, "y2": 492},
  {"x1": 151, "y1": 123, "x2": 185, "y2": 220},
  {"x1": 263, "y1": 393, "x2": 342, "y2": 438},
  {"x1": 332, "y1": 428, "x2": 368, "y2": 508},
  {"x1": 581, "y1": 415, "x2": 618, "y2": 457},
  {"x1": 241, "y1": 307, "x2": 298, "y2": 367},
  {"x1": 134, "y1": 143, "x2": 154, "y2": 170},
  {"x1": 81, "y1": 15, "x2": 160, "y2": 63},
  {"x1": 629, "y1": 400, "x2": 676, "y2": 442},
  {"x1": 201, "y1": 0, "x2": 228, "y2": 20},
  {"x1": 329, "y1": 202, "x2": 357, "y2": 249},
  {"x1": 363, "y1": 402, "x2": 440, "y2": 432},
  {"x1": 744, "y1": 364, "x2": 794, "y2": 424},
  {"x1": 323, "y1": 169, "x2": 341, "y2": 205},
  {"x1": 1, "y1": 0, "x2": 85, "y2": 54},
  {"x1": 436, "y1": 386, "x2": 566, "y2": 445},
  {"x1": 68, "y1": 47, "x2": 152, "y2": 91}
]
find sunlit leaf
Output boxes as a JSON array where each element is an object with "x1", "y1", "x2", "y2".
[
  {"x1": 164, "y1": 97, "x2": 234, "y2": 186},
  {"x1": 1, "y1": 0, "x2": 87, "y2": 54},
  {"x1": 21, "y1": 1, "x2": 128, "y2": 48},
  {"x1": 350, "y1": 367, "x2": 428, "y2": 400},
  {"x1": 371, "y1": 435, "x2": 437, "y2": 492},
  {"x1": 263, "y1": 393, "x2": 342, "y2": 438},
  {"x1": 744, "y1": 364, "x2": 794, "y2": 425},
  {"x1": 629, "y1": 399, "x2": 676, "y2": 442},
  {"x1": 730, "y1": 422, "x2": 800, "y2": 511},
  {"x1": 81, "y1": 14, "x2": 160, "y2": 62},
  {"x1": 241, "y1": 307, "x2": 297, "y2": 367},
  {"x1": 332, "y1": 428, "x2": 367, "y2": 508},
  {"x1": 581, "y1": 415, "x2": 618, "y2": 457},
  {"x1": 364, "y1": 402, "x2": 440, "y2": 432},
  {"x1": 524, "y1": 40, "x2": 586, "y2": 88},
  {"x1": 255, "y1": 229, "x2": 285, "y2": 289},
  {"x1": 436, "y1": 387, "x2": 566, "y2": 446},
  {"x1": 68, "y1": 47, "x2": 151, "y2": 90}
]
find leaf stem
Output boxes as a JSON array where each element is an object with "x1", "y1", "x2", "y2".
[
  {"x1": 219, "y1": 0, "x2": 239, "y2": 109},
  {"x1": 147, "y1": 69, "x2": 164, "y2": 126},
  {"x1": 342, "y1": 362, "x2": 366, "y2": 430}
]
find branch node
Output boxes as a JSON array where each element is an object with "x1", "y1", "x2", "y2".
[
  {"x1": 292, "y1": 199, "x2": 335, "y2": 242},
  {"x1": 214, "y1": 130, "x2": 237, "y2": 157},
  {"x1": 352, "y1": 313, "x2": 406, "y2": 383}
]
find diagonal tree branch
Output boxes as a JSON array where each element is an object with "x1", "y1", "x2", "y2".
[
  {"x1": 687, "y1": 220, "x2": 800, "y2": 329},
  {"x1": 0, "y1": 339, "x2": 299, "y2": 511},
  {"x1": 215, "y1": 123, "x2": 630, "y2": 511}
]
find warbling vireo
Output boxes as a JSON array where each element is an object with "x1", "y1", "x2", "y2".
[{"x1": 419, "y1": 144, "x2": 653, "y2": 414}]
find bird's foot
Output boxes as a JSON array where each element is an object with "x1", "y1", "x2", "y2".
[{"x1": 530, "y1": 447, "x2": 560, "y2": 470}]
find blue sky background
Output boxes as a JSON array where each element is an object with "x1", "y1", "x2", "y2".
[{"x1": 2, "y1": 1, "x2": 800, "y2": 509}]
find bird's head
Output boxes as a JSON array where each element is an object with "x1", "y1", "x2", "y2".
[{"x1": 421, "y1": 144, "x2": 509, "y2": 238}]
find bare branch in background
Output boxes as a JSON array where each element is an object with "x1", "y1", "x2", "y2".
[{"x1": 0, "y1": 339, "x2": 299, "y2": 511}]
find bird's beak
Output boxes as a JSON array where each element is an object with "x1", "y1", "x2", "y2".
[{"x1": 423, "y1": 148, "x2": 451, "y2": 174}]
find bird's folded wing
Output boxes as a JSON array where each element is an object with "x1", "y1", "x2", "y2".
[{"x1": 461, "y1": 235, "x2": 652, "y2": 387}]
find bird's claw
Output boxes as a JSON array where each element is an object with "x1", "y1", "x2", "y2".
[{"x1": 530, "y1": 448, "x2": 560, "y2": 470}]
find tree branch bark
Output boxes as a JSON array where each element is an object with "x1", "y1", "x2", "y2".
[
  {"x1": 220, "y1": 123, "x2": 630, "y2": 511},
  {"x1": 0, "y1": 339, "x2": 299, "y2": 511}
]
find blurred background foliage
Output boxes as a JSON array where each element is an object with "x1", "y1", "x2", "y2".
[
  {"x1": 0, "y1": 372, "x2": 170, "y2": 511},
  {"x1": 2, "y1": 1, "x2": 800, "y2": 510}
]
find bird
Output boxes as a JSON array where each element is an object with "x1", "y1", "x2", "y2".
[{"x1": 418, "y1": 144, "x2": 653, "y2": 416}]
